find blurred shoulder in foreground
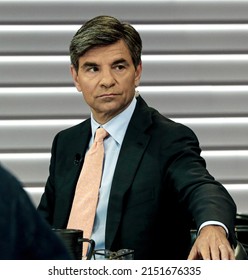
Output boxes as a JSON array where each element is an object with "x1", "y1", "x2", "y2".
[{"x1": 0, "y1": 164, "x2": 71, "y2": 260}]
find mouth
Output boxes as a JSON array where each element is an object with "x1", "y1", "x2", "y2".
[{"x1": 98, "y1": 93, "x2": 119, "y2": 98}]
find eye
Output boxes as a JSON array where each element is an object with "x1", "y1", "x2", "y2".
[
  {"x1": 87, "y1": 66, "x2": 99, "y2": 72},
  {"x1": 114, "y1": 64, "x2": 126, "y2": 71},
  {"x1": 84, "y1": 65, "x2": 99, "y2": 73}
]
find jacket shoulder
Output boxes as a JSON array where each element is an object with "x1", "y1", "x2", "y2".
[{"x1": 55, "y1": 119, "x2": 90, "y2": 139}]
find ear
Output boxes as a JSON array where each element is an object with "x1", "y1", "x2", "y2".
[
  {"x1": 134, "y1": 62, "x2": 142, "y2": 87},
  {"x1": 70, "y1": 65, "x2": 82, "y2": 92}
]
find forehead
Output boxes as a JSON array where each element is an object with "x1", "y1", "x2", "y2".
[{"x1": 79, "y1": 40, "x2": 132, "y2": 64}]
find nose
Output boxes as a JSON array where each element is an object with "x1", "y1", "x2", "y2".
[{"x1": 100, "y1": 68, "x2": 115, "y2": 88}]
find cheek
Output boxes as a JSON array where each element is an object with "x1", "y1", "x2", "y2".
[
  {"x1": 123, "y1": 76, "x2": 136, "y2": 92},
  {"x1": 81, "y1": 91, "x2": 94, "y2": 107},
  {"x1": 80, "y1": 83, "x2": 96, "y2": 104},
  {"x1": 77, "y1": 78, "x2": 93, "y2": 93}
]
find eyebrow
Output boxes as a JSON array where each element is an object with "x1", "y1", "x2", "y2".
[
  {"x1": 112, "y1": 59, "x2": 129, "y2": 66},
  {"x1": 81, "y1": 62, "x2": 98, "y2": 69},
  {"x1": 81, "y1": 59, "x2": 130, "y2": 69}
]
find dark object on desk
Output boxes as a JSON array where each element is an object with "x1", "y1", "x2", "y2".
[
  {"x1": 235, "y1": 214, "x2": 248, "y2": 257},
  {"x1": 93, "y1": 248, "x2": 134, "y2": 260},
  {"x1": 234, "y1": 241, "x2": 248, "y2": 260},
  {"x1": 52, "y1": 228, "x2": 95, "y2": 260}
]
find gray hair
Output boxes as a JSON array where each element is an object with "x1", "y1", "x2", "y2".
[{"x1": 70, "y1": 15, "x2": 142, "y2": 72}]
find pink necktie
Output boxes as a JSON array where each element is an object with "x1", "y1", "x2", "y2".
[{"x1": 67, "y1": 127, "x2": 108, "y2": 257}]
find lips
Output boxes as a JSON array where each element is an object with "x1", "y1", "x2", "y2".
[{"x1": 98, "y1": 93, "x2": 119, "y2": 98}]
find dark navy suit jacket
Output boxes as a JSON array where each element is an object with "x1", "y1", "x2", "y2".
[{"x1": 38, "y1": 96, "x2": 237, "y2": 259}]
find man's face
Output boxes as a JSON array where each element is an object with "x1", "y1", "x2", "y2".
[{"x1": 71, "y1": 39, "x2": 142, "y2": 124}]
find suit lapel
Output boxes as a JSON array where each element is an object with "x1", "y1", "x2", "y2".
[
  {"x1": 105, "y1": 97, "x2": 153, "y2": 248},
  {"x1": 62, "y1": 119, "x2": 92, "y2": 201}
]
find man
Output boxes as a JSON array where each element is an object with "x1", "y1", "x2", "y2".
[
  {"x1": 0, "y1": 164, "x2": 70, "y2": 259},
  {"x1": 38, "y1": 15, "x2": 237, "y2": 260}
]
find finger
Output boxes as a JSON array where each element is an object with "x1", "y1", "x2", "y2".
[
  {"x1": 210, "y1": 243, "x2": 235, "y2": 260},
  {"x1": 187, "y1": 247, "x2": 198, "y2": 260},
  {"x1": 210, "y1": 244, "x2": 222, "y2": 260},
  {"x1": 218, "y1": 244, "x2": 235, "y2": 260},
  {"x1": 188, "y1": 243, "x2": 211, "y2": 260},
  {"x1": 218, "y1": 244, "x2": 228, "y2": 260},
  {"x1": 199, "y1": 246, "x2": 211, "y2": 260}
]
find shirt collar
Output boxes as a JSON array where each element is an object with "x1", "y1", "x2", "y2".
[{"x1": 91, "y1": 97, "x2": 137, "y2": 145}]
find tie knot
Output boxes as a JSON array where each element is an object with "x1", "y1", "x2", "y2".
[{"x1": 94, "y1": 127, "x2": 109, "y2": 142}]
